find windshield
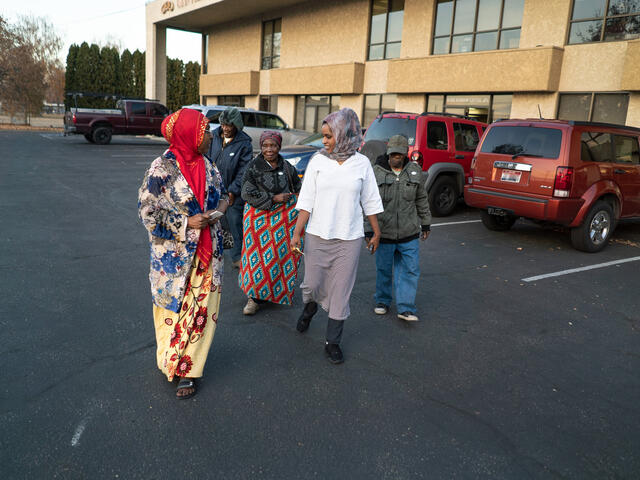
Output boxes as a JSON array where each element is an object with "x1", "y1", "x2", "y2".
[
  {"x1": 480, "y1": 126, "x2": 563, "y2": 159},
  {"x1": 364, "y1": 117, "x2": 417, "y2": 146}
]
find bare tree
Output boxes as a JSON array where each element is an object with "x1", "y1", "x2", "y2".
[{"x1": 0, "y1": 14, "x2": 63, "y2": 123}]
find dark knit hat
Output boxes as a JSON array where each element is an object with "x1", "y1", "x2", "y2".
[
  {"x1": 219, "y1": 107, "x2": 244, "y2": 131},
  {"x1": 387, "y1": 134, "x2": 409, "y2": 156}
]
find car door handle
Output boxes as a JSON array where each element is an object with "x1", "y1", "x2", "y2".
[
  {"x1": 455, "y1": 155, "x2": 464, "y2": 159},
  {"x1": 614, "y1": 169, "x2": 627, "y2": 174}
]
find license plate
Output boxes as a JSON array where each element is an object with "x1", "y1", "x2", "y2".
[{"x1": 500, "y1": 169, "x2": 521, "y2": 183}]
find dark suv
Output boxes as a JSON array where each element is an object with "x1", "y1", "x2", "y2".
[
  {"x1": 464, "y1": 119, "x2": 640, "y2": 252},
  {"x1": 363, "y1": 112, "x2": 486, "y2": 216}
]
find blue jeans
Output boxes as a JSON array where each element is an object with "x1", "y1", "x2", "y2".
[
  {"x1": 226, "y1": 200, "x2": 244, "y2": 262},
  {"x1": 375, "y1": 239, "x2": 420, "y2": 314}
]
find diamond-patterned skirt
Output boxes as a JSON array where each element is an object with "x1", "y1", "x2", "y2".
[{"x1": 238, "y1": 196, "x2": 303, "y2": 305}]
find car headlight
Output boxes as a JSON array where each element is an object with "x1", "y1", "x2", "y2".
[{"x1": 285, "y1": 156, "x2": 301, "y2": 167}]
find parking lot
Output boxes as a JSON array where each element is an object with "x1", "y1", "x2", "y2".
[{"x1": 1, "y1": 130, "x2": 639, "y2": 479}]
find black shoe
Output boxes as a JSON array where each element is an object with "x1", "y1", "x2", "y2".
[
  {"x1": 296, "y1": 301, "x2": 318, "y2": 333},
  {"x1": 324, "y1": 343, "x2": 344, "y2": 364}
]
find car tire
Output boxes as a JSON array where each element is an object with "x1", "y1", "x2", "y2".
[
  {"x1": 480, "y1": 210, "x2": 517, "y2": 231},
  {"x1": 429, "y1": 175, "x2": 458, "y2": 217},
  {"x1": 570, "y1": 201, "x2": 615, "y2": 253},
  {"x1": 92, "y1": 126, "x2": 112, "y2": 145},
  {"x1": 84, "y1": 133, "x2": 95, "y2": 143}
]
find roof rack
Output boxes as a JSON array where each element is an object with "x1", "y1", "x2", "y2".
[
  {"x1": 568, "y1": 120, "x2": 640, "y2": 133},
  {"x1": 376, "y1": 111, "x2": 417, "y2": 122},
  {"x1": 419, "y1": 111, "x2": 476, "y2": 120}
]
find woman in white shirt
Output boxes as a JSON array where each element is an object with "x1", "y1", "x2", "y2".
[{"x1": 291, "y1": 108, "x2": 383, "y2": 364}]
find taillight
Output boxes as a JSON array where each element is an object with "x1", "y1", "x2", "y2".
[
  {"x1": 553, "y1": 166, "x2": 573, "y2": 197},
  {"x1": 410, "y1": 150, "x2": 423, "y2": 167},
  {"x1": 72, "y1": 113, "x2": 77, "y2": 124}
]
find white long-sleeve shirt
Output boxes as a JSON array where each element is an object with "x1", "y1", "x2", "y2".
[{"x1": 296, "y1": 151, "x2": 383, "y2": 240}]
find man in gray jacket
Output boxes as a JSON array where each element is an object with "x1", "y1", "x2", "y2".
[{"x1": 365, "y1": 135, "x2": 431, "y2": 322}]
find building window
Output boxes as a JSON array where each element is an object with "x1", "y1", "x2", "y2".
[
  {"x1": 262, "y1": 19, "x2": 281, "y2": 69},
  {"x1": 368, "y1": 0, "x2": 405, "y2": 60},
  {"x1": 432, "y1": 0, "x2": 524, "y2": 54},
  {"x1": 202, "y1": 34, "x2": 209, "y2": 74},
  {"x1": 294, "y1": 95, "x2": 341, "y2": 132},
  {"x1": 426, "y1": 93, "x2": 512, "y2": 123},
  {"x1": 558, "y1": 92, "x2": 629, "y2": 124},
  {"x1": 218, "y1": 96, "x2": 245, "y2": 107},
  {"x1": 568, "y1": 0, "x2": 640, "y2": 44},
  {"x1": 363, "y1": 94, "x2": 397, "y2": 128},
  {"x1": 259, "y1": 95, "x2": 278, "y2": 113}
]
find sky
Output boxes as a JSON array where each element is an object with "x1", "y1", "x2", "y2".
[{"x1": 2, "y1": 1, "x2": 202, "y2": 64}]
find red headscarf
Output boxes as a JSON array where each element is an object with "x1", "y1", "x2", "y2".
[{"x1": 161, "y1": 108, "x2": 213, "y2": 269}]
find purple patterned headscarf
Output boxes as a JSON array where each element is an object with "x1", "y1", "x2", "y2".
[
  {"x1": 319, "y1": 108, "x2": 363, "y2": 161},
  {"x1": 259, "y1": 130, "x2": 282, "y2": 149}
]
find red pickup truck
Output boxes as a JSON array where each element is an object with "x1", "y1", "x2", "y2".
[{"x1": 64, "y1": 98, "x2": 170, "y2": 144}]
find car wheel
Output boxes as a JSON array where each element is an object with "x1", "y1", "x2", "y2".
[
  {"x1": 429, "y1": 176, "x2": 458, "y2": 217},
  {"x1": 480, "y1": 210, "x2": 517, "y2": 231},
  {"x1": 570, "y1": 201, "x2": 614, "y2": 252},
  {"x1": 84, "y1": 133, "x2": 95, "y2": 143},
  {"x1": 92, "y1": 126, "x2": 112, "y2": 145}
]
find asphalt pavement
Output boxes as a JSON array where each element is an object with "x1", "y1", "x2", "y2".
[{"x1": 1, "y1": 131, "x2": 639, "y2": 479}]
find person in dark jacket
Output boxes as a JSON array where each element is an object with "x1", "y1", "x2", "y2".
[
  {"x1": 365, "y1": 134, "x2": 431, "y2": 322},
  {"x1": 206, "y1": 107, "x2": 253, "y2": 267},
  {"x1": 239, "y1": 131, "x2": 303, "y2": 315}
]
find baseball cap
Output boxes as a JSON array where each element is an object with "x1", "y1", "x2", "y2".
[{"x1": 387, "y1": 134, "x2": 408, "y2": 156}]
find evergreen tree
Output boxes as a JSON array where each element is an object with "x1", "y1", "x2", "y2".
[
  {"x1": 166, "y1": 57, "x2": 185, "y2": 111},
  {"x1": 132, "y1": 49, "x2": 145, "y2": 99},
  {"x1": 119, "y1": 49, "x2": 134, "y2": 98},
  {"x1": 87, "y1": 43, "x2": 101, "y2": 107},
  {"x1": 184, "y1": 61, "x2": 200, "y2": 106},
  {"x1": 64, "y1": 44, "x2": 79, "y2": 108},
  {"x1": 98, "y1": 46, "x2": 119, "y2": 107},
  {"x1": 73, "y1": 42, "x2": 92, "y2": 107}
]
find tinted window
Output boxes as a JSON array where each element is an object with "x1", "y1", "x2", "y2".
[
  {"x1": 613, "y1": 135, "x2": 640, "y2": 164},
  {"x1": 580, "y1": 131, "x2": 613, "y2": 162},
  {"x1": 427, "y1": 121, "x2": 448, "y2": 150},
  {"x1": 130, "y1": 102, "x2": 146, "y2": 115},
  {"x1": 241, "y1": 112, "x2": 256, "y2": 128},
  {"x1": 258, "y1": 113, "x2": 286, "y2": 129},
  {"x1": 363, "y1": 117, "x2": 417, "y2": 145},
  {"x1": 481, "y1": 126, "x2": 563, "y2": 158},
  {"x1": 150, "y1": 104, "x2": 169, "y2": 116},
  {"x1": 205, "y1": 110, "x2": 222, "y2": 123},
  {"x1": 453, "y1": 122, "x2": 479, "y2": 151}
]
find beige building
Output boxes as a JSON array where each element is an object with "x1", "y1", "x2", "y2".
[{"x1": 146, "y1": 0, "x2": 640, "y2": 131}]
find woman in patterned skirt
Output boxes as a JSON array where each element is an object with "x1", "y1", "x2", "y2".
[
  {"x1": 239, "y1": 131, "x2": 302, "y2": 315},
  {"x1": 138, "y1": 108, "x2": 228, "y2": 399}
]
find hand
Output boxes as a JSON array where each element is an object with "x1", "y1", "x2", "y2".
[
  {"x1": 228, "y1": 192, "x2": 235, "y2": 206},
  {"x1": 187, "y1": 213, "x2": 210, "y2": 229},
  {"x1": 366, "y1": 234, "x2": 380, "y2": 254},
  {"x1": 421, "y1": 231, "x2": 430, "y2": 241},
  {"x1": 273, "y1": 192, "x2": 292, "y2": 204},
  {"x1": 290, "y1": 233, "x2": 302, "y2": 255}
]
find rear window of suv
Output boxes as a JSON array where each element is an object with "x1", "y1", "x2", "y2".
[
  {"x1": 364, "y1": 117, "x2": 417, "y2": 145},
  {"x1": 481, "y1": 126, "x2": 563, "y2": 159}
]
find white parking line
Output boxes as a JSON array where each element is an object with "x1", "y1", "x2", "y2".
[
  {"x1": 431, "y1": 220, "x2": 481, "y2": 227},
  {"x1": 522, "y1": 256, "x2": 640, "y2": 282}
]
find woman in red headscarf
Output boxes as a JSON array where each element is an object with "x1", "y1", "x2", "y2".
[{"x1": 138, "y1": 108, "x2": 229, "y2": 399}]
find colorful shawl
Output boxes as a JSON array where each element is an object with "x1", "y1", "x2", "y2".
[
  {"x1": 319, "y1": 108, "x2": 363, "y2": 162},
  {"x1": 238, "y1": 196, "x2": 303, "y2": 304}
]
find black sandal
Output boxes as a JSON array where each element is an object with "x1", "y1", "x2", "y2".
[{"x1": 176, "y1": 378, "x2": 196, "y2": 400}]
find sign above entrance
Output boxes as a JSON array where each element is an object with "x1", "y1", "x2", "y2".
[
  {"x1": 446, "y1": 95, "x2": 490, "y2": 106},
  {"x1": 161, "y1": 1, "x2": 174, "y2": 14},
  {"x1": 162, "y1": 0, "x2": 205, "y2": 14}
]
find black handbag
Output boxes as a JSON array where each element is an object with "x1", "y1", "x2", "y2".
[{"x1": 219, "y1": 215, "x2": 235, "y2": 250}]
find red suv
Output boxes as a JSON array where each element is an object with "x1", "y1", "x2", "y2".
[
  {"x1": 363, "y1": 112, "x2": 486, "y2": 216},
  {"x1": 464, "y1": 119, "x2": 640, "y2": 252}
]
